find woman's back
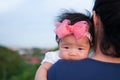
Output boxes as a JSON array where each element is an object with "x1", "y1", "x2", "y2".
[{"x1": 48, "y1": 58, "x2": 120, "y2": 80}]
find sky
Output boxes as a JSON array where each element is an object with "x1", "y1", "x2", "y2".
[{"x1": 0, "y1": 0, "x2": 94, "y2": 49}]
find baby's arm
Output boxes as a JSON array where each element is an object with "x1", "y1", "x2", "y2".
[
  {"x1": 35, "y1": 51, "x2": 60, "y2": 80},
  {"x1": 35, "y1": 62, "x2": 52, "y2": 80}
]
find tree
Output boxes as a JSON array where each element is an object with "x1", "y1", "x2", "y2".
[{"x1": 0, "y1": 46, "x2": 25, "y2": 80}]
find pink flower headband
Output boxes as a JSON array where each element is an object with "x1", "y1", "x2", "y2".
[{"x1": 54, "y1": 19, "x2": 92, "y2": 41}]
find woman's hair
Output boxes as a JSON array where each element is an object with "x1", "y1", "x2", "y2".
[
  {"x1": 55, "y1": 10, "x2": 93, "y2": 45},
  {"x1": 93, "y1": 0, "x2": 120, "y2": 57}
]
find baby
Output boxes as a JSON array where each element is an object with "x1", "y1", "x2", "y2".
[{"x1": 35, "y1": 11, "x2": 92, "y2": 80}]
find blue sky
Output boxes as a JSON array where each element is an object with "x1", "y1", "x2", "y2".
[{"x1": 0, "y1": 0, "x2": 94, "y2": 48}]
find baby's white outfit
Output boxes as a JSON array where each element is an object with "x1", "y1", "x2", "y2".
[{"x1": 41, "y1": 50, "x2": 61, "y2": 64}]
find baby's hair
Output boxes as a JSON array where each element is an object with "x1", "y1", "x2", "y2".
[{"x1": 55, "y1": 9, "x2": 92, "y2": 44}]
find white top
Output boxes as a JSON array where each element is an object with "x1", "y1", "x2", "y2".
[{"x1": 41, "y1": 50, "x2": 61, "y2": 64}]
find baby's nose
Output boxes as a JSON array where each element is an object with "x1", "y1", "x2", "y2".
[{"x1": 69, "y1": 49, "x2": 78, "y2": 56}]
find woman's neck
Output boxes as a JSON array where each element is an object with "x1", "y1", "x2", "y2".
[{"x1": 92, "y1": 47, "x2": 120, "y2": 63}]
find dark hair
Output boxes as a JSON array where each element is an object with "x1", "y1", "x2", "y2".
[
  {"x1": 55, "y1": 10, "x2": 93, "y2": 45},
  {"x1": 93, "y1": 0, "x2": 120, "y2": 57}
]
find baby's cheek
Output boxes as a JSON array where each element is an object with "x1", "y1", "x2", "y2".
[
  {"x1": 59, "y1": 53, "x2": 65, "y2": 59},
  {"x1": 59, "y1": 53, "x2": 70, "y2": 60},
  {"x1": 79, "y1": 52, "x2": 88, "y2": 58}
]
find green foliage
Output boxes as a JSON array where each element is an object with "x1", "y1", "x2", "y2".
[
  {"x1": 32, "y1": 48, "x2": 42, "y2": 56},
  {"x1": 0, "y1": 46, "x2": 40, "y2": 80},
  {"x1": 0, "y1": 46, "x2": 26, "y2": 80},
  {"x1": 0, "y1": 46, "x2": 57, "y2": 80},
  {"x1": 10, "y1": 64, "x2": 40, "y2": 80}
]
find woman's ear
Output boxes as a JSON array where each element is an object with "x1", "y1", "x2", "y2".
[
  {"x1": 93, "y1": 11, "x2": 100, "y2": 27},
  {"x1": 93, "y1": 11, "x2": 103, "y2": 40}
]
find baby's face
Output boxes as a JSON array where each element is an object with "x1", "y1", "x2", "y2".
[{"x1": 59, "y1": 35, "x2": 90, "y2": 60}]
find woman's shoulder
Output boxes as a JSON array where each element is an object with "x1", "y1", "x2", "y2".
[{"x1": 56, "y1": 58, "x2": 120, "y2": 66}]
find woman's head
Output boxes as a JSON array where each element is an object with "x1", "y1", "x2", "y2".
[{"x1": 93, "y1": 0, "x2": 120, "y2": 57}]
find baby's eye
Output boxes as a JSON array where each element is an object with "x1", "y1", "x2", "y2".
[
  {"x1": 64, "y1": 47, "x2": 69, "y2": 49},
  {"x1": 78, "y1": 48, "x2": 83, "y2": 50}
]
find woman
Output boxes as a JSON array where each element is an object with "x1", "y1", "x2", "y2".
[{"x1": 47, "y1": 0, "x2": 120, "y2": 80}]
